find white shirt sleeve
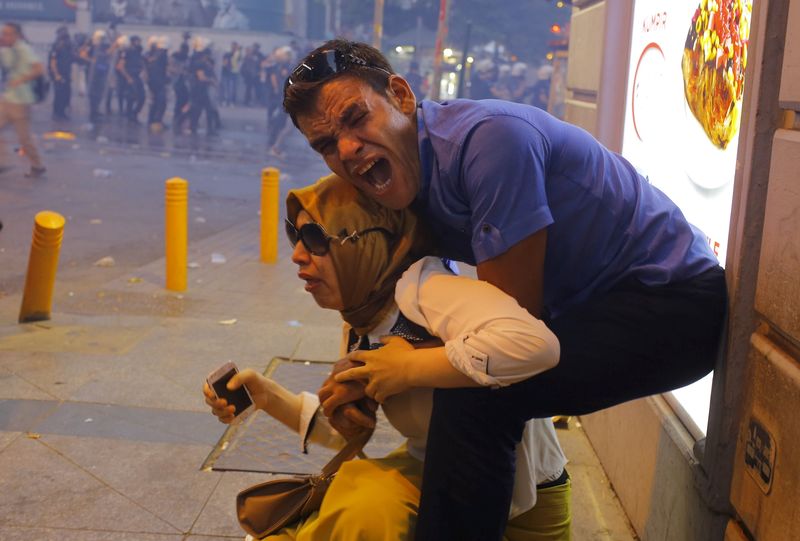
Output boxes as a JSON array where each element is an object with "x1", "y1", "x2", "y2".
[
  {"x1": 395, "y1": 257, "x2": 560, "y2": 387},
  {"x1": 295, "y1": 323, "x2": 355, "y2": 453},
  {"x1": 297, "y1": 391, "x2": 347, "y2": 452}
]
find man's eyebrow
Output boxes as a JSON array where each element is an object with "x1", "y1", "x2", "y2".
[
  {"x1": 340, "y1": 102, "x2": 365, "y2": 125},
  {"x1": 309, "y1": 135, "x2": 334, "y2": 152}
]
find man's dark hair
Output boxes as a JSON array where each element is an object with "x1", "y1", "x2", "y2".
[
  {"x1": 283, "y1": 39, "x2": 396, "y2": 128},
  {"x1": 4, "y1": 22, "x2": 24, "y2": 40}
]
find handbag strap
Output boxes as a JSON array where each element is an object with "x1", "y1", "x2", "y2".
[{"x1": 319, "y1": 429, "x2": 373, "y2": 479}]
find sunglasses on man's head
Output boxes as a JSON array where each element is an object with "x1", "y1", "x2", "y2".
[
  {"x1": 285, "y1": 218, "x2": 391, "y2": 256},
  {"x1": 285, "y1": 49, "x2": 392, "y2": 89}
]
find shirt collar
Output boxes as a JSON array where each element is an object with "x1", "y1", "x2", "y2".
[{"x1": 366, "y1": 304, "x2": 399, "y2": 345}]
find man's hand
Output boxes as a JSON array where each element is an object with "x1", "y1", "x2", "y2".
[{"x1": 335, "y1": 336, "x2": 415, "y2": 403}]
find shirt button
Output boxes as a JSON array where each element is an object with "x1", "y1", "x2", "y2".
[{"x1": 481, "y1": 224, "x2": 491, "y2": 233}]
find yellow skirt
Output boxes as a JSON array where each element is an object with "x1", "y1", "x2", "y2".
[{"x1": 263, "y1": 447, "x2": 571, "y2": 541}]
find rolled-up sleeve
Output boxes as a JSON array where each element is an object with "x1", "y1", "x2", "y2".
[
  {"x1": 298, "y1": 391, "x2": 346, "y2": 452},
  {"x1": 396, "y1": 257, "x2": 560, "y2": 387}
]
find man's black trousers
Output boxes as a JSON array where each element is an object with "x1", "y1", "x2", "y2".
[{"x1": 414, "y1": 266, "x2": 727, "y2": 541}]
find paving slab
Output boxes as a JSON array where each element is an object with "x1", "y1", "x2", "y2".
[
  {"x1": 0, "y1": 322, "x2": 151, "y2": 355},
  {"x1": 0, "y1": 436, "x2": 179, "y2": 533},
  {"x1": 67, "y1": 360, "x2": 214, "y2": 412},
  {"x1": 0, "y1": 399, "x2": 60, "y2": 432},
  {"x1": 31, "y1": 402, "x2": 224, "y2": 445},
  {"x1": 0, "y1": 349, "x2": 122, "y2": 401},
  {"x1": 0, "y1": 369, "x2": 56, "y2": 400},
  {"x1": 0, "y1": 430, "x2": 21, "y2": 452},
  {"x1": 43, "y1": 434, "x2": 220, "y2": 533},
  {"x1": 0, "y1": 527, "x2": 183, "y2": 540}
]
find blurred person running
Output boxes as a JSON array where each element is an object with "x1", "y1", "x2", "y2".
[{"x1": 0, "y1": 22, "x2": 45, "y2": 177}]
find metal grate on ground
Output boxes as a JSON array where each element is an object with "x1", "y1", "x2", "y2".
[{"x1": 203, "y1": 357, "x2": 406, "y2": 475}]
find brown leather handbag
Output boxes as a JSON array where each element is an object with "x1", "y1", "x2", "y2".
[{"x1": 236, "y1": 429, "x2": 372, "y2": 538}]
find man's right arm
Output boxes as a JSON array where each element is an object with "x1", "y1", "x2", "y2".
[
  {"x1": 476, "y1": 228, "x2": 547, "y2": 318},
  {"x1": 459, "y1": 114, "x2": 553, "y2": 318}
]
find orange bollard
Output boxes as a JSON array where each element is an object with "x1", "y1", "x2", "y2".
[
  {"x1": 261, "y1": 167, "x2": 279, "y2": 263},
  {"x1": 19, "y1": 211, "x2": 65, "y2": 323},
  {"x1": 165, "y1": 177, "x2": 188, "y2": 291}
]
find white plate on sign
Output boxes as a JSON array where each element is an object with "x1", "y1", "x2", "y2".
[{"x1": 681, "y1": 96, "x2": 739, "y2": 191}]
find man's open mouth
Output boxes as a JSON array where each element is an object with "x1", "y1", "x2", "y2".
[{"x1": 357, "y1": 158, "x2": 392, "y2": 194}]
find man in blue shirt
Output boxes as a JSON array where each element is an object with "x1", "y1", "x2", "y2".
[{"x1": 282, "y1": 40, "x2": 727, "y2": 541}]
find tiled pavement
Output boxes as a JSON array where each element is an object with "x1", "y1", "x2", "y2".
[{"x1": 0, "y1": 218, "x2": 636, "y2": 540}]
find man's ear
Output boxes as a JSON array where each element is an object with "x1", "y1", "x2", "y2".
[{"x1": 387, "y1": 75, "x2": 417, "y2": 115}]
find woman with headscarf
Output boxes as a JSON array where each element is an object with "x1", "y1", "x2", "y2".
[{"x1": 203, "y1": 174, "x2": 571, "y2": 540}]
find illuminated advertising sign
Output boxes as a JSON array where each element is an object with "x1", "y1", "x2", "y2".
[
  {"x1": 622, "y1": 0, "x2": 753, "y2": 434},
  {"x1": 622, "y1": 0, "x2": 752, "y2": 266}
]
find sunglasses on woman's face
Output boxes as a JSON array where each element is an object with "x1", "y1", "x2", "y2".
[{"x1": 285, "y1": 219, "x2": 391, "y2": 256}]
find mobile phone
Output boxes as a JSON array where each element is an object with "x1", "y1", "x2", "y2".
[{"x1": 206, "y1": 361, "x2": 254, "y2": 420}]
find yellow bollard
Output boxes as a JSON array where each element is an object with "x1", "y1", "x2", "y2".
[
  {"x1": 261, "y1": 167, "x2": 279, "y2": 263},
  {"x1": 165, "y1": 177, "x2": 188, "y2": 291},
  {"x1": 19, "y1": 211, "x2": 65, "y2": 323}
]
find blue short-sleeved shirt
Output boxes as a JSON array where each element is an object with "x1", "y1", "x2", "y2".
[{"x1": 414, "y1": 99, "x2": 718, "y2": 317}]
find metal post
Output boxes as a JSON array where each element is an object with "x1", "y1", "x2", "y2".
[
  {"x1": 414, "y1": 15, "x2": 423, "y2": 61},
  {"x1": 165, "y1": 178, "x2": 188, "y2": 291},
  {"x1": 431, "y1": 0, "x2": 450, "y2": 101},
  {"x1": 19, "y1": 211, "x2": 65, "y2": 323},
  {"x1": 456, "y1": 21, "x2": 472, "y2": 98},
  {"x1": 373, "y1": 0, "x2": 385, "y2": 50},
  {"x1": 261, "y1": 167, "x2": 280, "y2": 264}
]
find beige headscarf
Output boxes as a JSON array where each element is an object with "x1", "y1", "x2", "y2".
[{"x1": 286, "y1": 174, "x2": 431, "y2": 335}]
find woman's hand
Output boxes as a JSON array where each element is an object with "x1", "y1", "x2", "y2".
[
  {"x1": 202, "y1": 368, "x2": 271, "y2": 424},
  {"x1": 318, "y1": 358, "x2": 378, "y2": 437},
  {"x1": 335, "y1": 336, "x2": 415, "y2": 403}
]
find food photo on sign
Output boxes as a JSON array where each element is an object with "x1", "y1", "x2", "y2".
[{"x1": 622, "y1": 0, "x2": 753, "y2": 268}]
